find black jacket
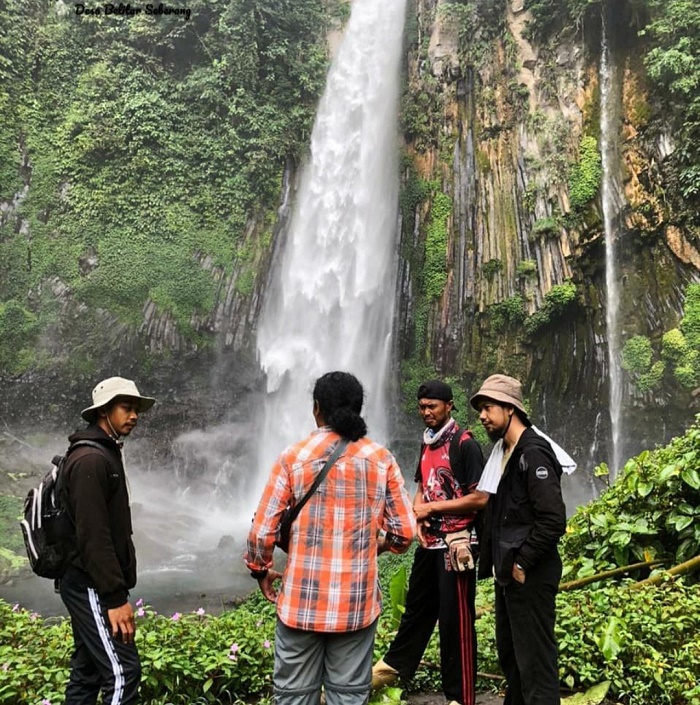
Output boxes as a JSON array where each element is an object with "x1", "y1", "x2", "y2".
[
  {"x1": 63, "y1": 425, "x2": 137, "y2": 608},
  {"x1": 478, "y1": 427, "x2": 566, "y2": 585}
]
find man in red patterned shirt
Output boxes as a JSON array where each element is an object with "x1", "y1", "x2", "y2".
[
  {"x1": 372, "y1": 380, "x2": 488, "y2": 705},
  {"x1": 245, "y1": 371, "x2": 416, "y2": 705}
]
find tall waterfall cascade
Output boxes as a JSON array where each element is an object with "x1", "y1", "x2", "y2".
[
  {"x1": 254, "y1": 0, "x2": 407, "y2": 491},
  {"x1": 600, "y1": 16, "x2": 623, "y2": 475}
]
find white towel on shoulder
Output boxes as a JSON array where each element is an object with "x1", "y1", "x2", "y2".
[{"x1": 477, "y1": 426, "x2": 576, "y2": 495}]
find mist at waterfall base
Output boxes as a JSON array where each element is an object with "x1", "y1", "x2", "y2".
[{"x1": 0, "y1": 426, "x2": 259, "y2": 616}]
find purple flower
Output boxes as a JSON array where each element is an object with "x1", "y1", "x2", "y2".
[
  {"x1": 263, "y1": 639, "x2": 271, "y2": 649},
  {"x1": 30, "y1": 612, "x2": 39, "y2": 621},
  {"x1": 135, "y1": 598, "x2": 144, "y2": 607},
  {"x1": 136, "y1": 608, "x2": 145, "y2": 618},
  {"x1": 230, "y1": 643, "x2": 239, "y2": 654},
  {"x1": 41, "y1": 700, "x2": 52, "y2": 705},
  {"x1": 228, "y1": 653, "x2": 237, "y2": 661},
  {"x1": 171, "y1": 612, "x2": 182, "y2": 621},
  {"x1": 11, "y1": 604, "x2": 19, "y2": 612},
  {"x1": 196, "y1": 607, "x2": 205, "y2": 616}
]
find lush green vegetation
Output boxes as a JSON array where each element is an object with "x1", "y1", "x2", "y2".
[
  {"x1": 523, "y1": 281, "x2": 579, "y2": 335},
  {"x1": 622, "y1": 283, "x2": 700, "y2": 392},
  {"x1": 524, "y1": 0, "x2": 700, "y2": 223},
  {"x1": 3, "y1": 418, "x2": 700, "y2": 703},
  {"x1": 0, "y1": 0, "x2": 337, "y2": 373},
  {"x1": 568, "y1": 135, "x2": 603, "y2": 213},
  {"x1": 562, "y1": 415, "x2": 700, "y2": 578}
]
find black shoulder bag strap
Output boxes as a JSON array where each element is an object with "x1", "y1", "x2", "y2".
[{"x1": 286, "y1": 438, "x2": 349, "y2": 524}]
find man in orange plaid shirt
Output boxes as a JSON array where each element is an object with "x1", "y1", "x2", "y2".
[{"x1": 245, "y1": 371, "x2": 416, "y2": 705}]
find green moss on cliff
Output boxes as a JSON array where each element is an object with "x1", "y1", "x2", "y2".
[{"x1": 0, "y1": 0, "x2": 336, "y2": 374}]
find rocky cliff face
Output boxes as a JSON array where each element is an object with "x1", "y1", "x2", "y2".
[
  {"x1": 2, "y1": 0, "x2": 698, "y2": 475},
  {"x1": 396, "y1": 0, "x2": 699, "y2": 469}
]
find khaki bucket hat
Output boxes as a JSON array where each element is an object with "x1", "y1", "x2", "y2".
[
  {"x1": 81, "y1": 376, "x2": 156, "y2": 422},
  {"x1": 470, "y1": 374, "x2": 527, "y2": 416}
]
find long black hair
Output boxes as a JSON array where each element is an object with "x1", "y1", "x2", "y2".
[{"x1": 313, "y1": 371, "x2": 368, "y2": 442}]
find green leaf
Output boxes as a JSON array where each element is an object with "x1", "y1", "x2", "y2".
[
  {"x1": 561, "y1": 681, "x2": 611, "y2": 705},
  {"x1": 203, "y1": 678, "x2": 213, "y2": 693},
  {"x1": 637, "y1": 481, "x2": 654, "y2": 497},
  {"x1": 681, "y1": 467, "x2": 700, "y2": 489},
  {"x1": 597, "y1": 618, "x2": 622, "y2": 662},
  {"x1": 675, "y1": 515, "x2": 694, "y2": 532}
]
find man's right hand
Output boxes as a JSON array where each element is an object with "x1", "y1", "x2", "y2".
[{"x1": 108, "y1": 602, "x2": 136, "y2": 644}]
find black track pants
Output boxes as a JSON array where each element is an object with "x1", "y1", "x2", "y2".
[
  {"x1": 383, "y1": 547, "x2": 477, "y2": 705},
  {"x1": 59, "y1": 569, "x2": 141, "y2": 705},
  {"x1": 494, "y1": 577, "x2": 560, "y2": 705}
]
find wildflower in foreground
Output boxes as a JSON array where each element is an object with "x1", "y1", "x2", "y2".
[
  {"x1": 171, "y1": 612, "x2": 182, "y2": 621},
  {"x1": 264, "y1": 640, "x2": 271, "y2": 649},
  {"x1": 196, "y1": 607, "x2": 206, "y2": 616},
  {"x1": 41, "y1": 699, "x2": 52, "y2": 705},
  {"x1": 136, "y1": 608, "x2": 145, "y2": 618},
  {"x1": 136, "y1": 598, "x2": 144, "y2": 607},
  {"x1": 11, "y1": 604, "x2": 19, "y2": 612}
]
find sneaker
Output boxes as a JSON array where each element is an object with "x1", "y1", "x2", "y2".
[{"x1": 371, "y1": 659, "x2": 399, "y2": 689}]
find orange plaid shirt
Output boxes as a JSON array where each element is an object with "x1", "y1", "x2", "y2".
[{"x1": 245, "y1": 427, "x2": 416, "y2": 632}]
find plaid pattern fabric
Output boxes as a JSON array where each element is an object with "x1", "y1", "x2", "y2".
[{"x1": 245, "y1": 427, "x2": 416, "y2": 632}]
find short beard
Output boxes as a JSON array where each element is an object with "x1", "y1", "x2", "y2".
[{"x1": 486, "y1": 427, "x2": 504, "y2": 442}]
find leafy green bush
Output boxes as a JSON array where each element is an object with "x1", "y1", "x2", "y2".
[
  {"x1": 621, "y1": 335, "x2": 654, "y2": 375},
  {"x1": 489, "y1": 295, "x2": 526, "y2": 332},
  {"x1": 530, "y1": 215, "x2": 560, "y2": 241},
  {"x1": 0, "y1": 595, "x2": 277, "y2": 705},
  {"x1": 482, "y1": 258, "x2": 503, "y2": 280},
  {"x1": 516, "y1": 259, "x2": 537, "y2": 278},
  {"x1": 561, "y1": 416, "x2": 700, "y2": 578},
  {"x1": 626, "y1": 284, "x2": 700, "y2": 393},
  {"x1": 523, "y1": 281, "x2": 578, "y2": 335},
  {"x1": 568, "y1": 135, "x2": 602, "y2": 212},
  {"x1": 424, "y1": 191, "x2": 452, "y2": 299}
]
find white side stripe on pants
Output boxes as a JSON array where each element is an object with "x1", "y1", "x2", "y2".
[{"x1": 87, "y1": 587, "x2": 125, "y2": 705}]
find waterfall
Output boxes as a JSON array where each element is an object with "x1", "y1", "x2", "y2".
[
  {"x1": 254, "y1": 0, "x2": 407, "y2": 488},
  {"x1": 600, "y1": 15, "x2": 623, "y2": 475}
]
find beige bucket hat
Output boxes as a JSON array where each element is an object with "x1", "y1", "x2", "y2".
[
  {"x1": 470, "y1": 374, "x2": 527, "y2": 416},
  {"x1": 81, "y1": 376, "x2": 156, "y2": 422}
]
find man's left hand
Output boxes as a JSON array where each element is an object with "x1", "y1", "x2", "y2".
[
  {"x1": 413, "y1": 503, "x2": 433, "y2": 522},
  {"x1": 258, "y1": 570, "x2": 283, "y2": 603},
  {"x1": 512, "y1": 563, "x2": 526, "y2": 584}
]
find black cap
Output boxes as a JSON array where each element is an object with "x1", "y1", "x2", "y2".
[{"x1": 417, "y1": 380, "x2": 456, "y2": 408}]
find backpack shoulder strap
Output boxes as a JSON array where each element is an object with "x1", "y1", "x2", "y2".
[
  {"x1": 448, "y1": 428, "x2": 472, "y2": 488},
  {"x1": 58, "y1": 440, "x2": 115, "y2": 494}
]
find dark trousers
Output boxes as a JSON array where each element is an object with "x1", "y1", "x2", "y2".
[
  {"x1": 383, "y1": 547, "x2": 477, "y2": 705},
  {"x1": 494, "y1": 577, "x2": 560, "y2": 705},
  {"x1": 59, "y1": 569, "x2": 141, "y2": 705}
]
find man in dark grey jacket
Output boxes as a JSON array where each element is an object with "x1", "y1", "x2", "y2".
[
  {"x1": 60, "y1": 376, "x2": 155, "y2": 705},
  {"x1": 471, "y1": 375, "x2": 566, "y2": 705}
]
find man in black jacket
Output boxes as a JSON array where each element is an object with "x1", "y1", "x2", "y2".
[
  {"x1": 470, "y1": 375, "x2": 566, "y2": 705},
  {"x1": 60, "y1": 376, "x2": 155, "y2": 705}
]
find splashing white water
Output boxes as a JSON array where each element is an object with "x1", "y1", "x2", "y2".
[{"x1": 255, "y1": 0, "x2": 407, "y2": 487}]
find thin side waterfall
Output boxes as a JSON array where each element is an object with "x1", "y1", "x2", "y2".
[
  {"x1": 600, "y1": 15, "x2": 623, "y2": 475},
  {"x1": 254, "y1": 0, "x2": 407, "y2": 489}
]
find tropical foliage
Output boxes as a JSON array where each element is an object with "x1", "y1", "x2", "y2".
[
  {"x1": 3, "y1": 419, "x2": 700, "y2": 703},
  {"x1": 0, "y1": 0, "x2": 336, "y2": 371}
]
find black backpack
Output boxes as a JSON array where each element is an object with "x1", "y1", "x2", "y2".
[{"x1": 20, "y1": 440, "x2": 106, "y2": 579}]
